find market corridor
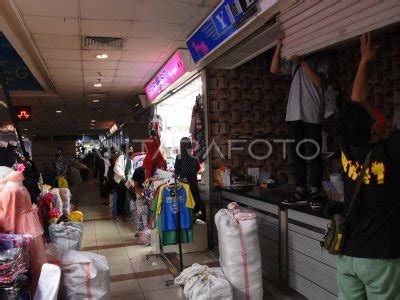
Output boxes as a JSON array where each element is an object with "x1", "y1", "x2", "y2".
[{"x1": 78, "y1": 178, "x2": 214, "y2": 299}]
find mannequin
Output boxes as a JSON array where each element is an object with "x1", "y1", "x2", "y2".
[
  {"x1": 0, "y1": 166, "x2": 46, "y2": 293},
  {"x1": 143, "y1": 115, "x2": 167, "y2": 178}
]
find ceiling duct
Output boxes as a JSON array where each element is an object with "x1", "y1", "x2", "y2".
[
  {"x1": 82, "y1": 36, "x2": 124, "y2": 50},
  {"x1": 212, "y1": 20, "x2": 280, "y2": 69}
]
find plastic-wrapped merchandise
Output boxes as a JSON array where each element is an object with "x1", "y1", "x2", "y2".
[
  {"x1": 0, "y1": 234, "x2": 31, "y2": 299},
  {"x1": 59, "y1": 188, "x2": 71, "y2": 216},
  {"x1": 49, "y1": 221, "x2": 83, "y2": 251},
  {"x1": 49, "y1": 189, "x2": 63, "y2": 215},
  {"x1": 58, "y1": 251, "x2": 110, "y2": 300},
  {"x1": 175, "y1": 264, "x2": 233, "y2": 300},
  {"x1": 215, "y1": 202, "x2": 263, "y2": 300},
  {"x1": 33, "y1": 263, "x2": 61, "y2": 300}
]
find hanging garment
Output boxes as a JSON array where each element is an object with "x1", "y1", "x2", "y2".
[
  {"x1": 152, "y1": 182, "x2": 194, "y2": 246},
  {"x1": 190, "y1": 95, "x2": 206, "y2": 162},
  {"x1": 155, "y1": 183, "x2": 195, "y2": 230},
  {"x1": 0, "y1": 168, "x2": 47, "y2": 293}
]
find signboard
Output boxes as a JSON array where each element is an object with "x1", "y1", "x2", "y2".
[
  {"x1": 187, "y1": 0, "x2": 259, "y2": 63},
  {"x1": 109, "y1": 123, "x2": 118, "y2": 134},
  {"x1": 145, "y1": 51, "x2": 187, "y2": 102},
  {"x1": 15, "y1": 106, "x2": 32, "y2": 121},
  {"x1": 0, "y1": 33, "x2": 43, "y2": 91}
]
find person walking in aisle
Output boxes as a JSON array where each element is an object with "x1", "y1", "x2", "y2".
[
  {"x1": 335, "y1": 33, "x2": 400, "y2": 300},
  {"x1": 113, "y1": 143, "x2": 129, "y2": 221},
  {"x1": 270, "y1": 31, "x2": 328, "y2": 209}
]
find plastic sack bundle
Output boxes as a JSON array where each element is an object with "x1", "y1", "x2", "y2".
[
  {"x1": 58, "y1": 250, "x2": 110, "y2": 300},
  {"x1": 49, "y1": 221, "x2": 83, "y2": 251},
  {"x1": 215, "y1": 202, "x2": 263, "y2": 300},
  {"x1": 175, "y1": 263, "x2": 233, "y2": 300}
]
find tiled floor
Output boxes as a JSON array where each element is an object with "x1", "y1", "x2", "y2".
[{"x1": 79, "y1": 178, "x2": 304, "y2": 300}]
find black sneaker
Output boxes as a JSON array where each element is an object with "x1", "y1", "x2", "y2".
[
  {"x1": 310, "y1": 192, "x2": 325, "y2": 210},
  {"x1": 282, "y1": 191, "x2": 308, "y2": 206}
]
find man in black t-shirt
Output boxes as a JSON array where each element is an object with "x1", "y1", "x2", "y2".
[{"x1": 335, "y1": 33, "x2": 400, "y2": 299}]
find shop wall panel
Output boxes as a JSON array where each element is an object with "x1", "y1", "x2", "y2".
[
  {"x1": 288, "y1": 249, "x2": 338, "y2": 295},
  {"x1": 288, "y1": 271, "x2": 337, "y2": 300},
  {"x1": 288, "y1": 230, "x2": 336, "y2": 269}
]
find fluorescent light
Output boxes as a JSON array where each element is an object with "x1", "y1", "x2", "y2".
[
  {"x1": 96, "y1": 53, "x2": 108, "y2": 59},
  {"x1": 94, "y1": 83, "x2": 102, "y2": 87},
  {"x1": 92, "y1": 99, "x2": 100, "y2": 103},
  {"x1": 56, "y1": 110, "x2": 62, "y2": 113},
  {"x1": 91, "y1": 120, "x2": 96, "y2": 123}
]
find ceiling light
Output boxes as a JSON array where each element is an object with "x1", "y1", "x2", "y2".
[
  {"x1": 94, "y1": 79, "x2": 102, "y2": 87},
  {"x1": 24, "y1": 128, "x2": 28, "y2": 131},
  {"x1": 91, "y1": 120, "x2": 96, "y2": 123},
  {"x1": 56, "y1": 110, "x2": 62, "y2": 113},
  {"x1": 96, "y1": 53, "x2": 108, "y2": 59},
  {"x1": 92, "y1": 99, "x2": 100, "y2": 103}
]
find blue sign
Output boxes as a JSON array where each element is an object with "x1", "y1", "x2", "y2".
[
  {"x1": 0, "y1": 32, "x2": 43, "y2": 91},
  {"x1": 187, "y1": 0, "x2": 258, "y2": 63}
]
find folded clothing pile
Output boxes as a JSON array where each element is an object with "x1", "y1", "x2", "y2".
[
  {"x1": 0, "y1": 234, "x2": 32, "y2": 299},
  {"x1": 175, "y1": 263, "x2": 233, "y2": 300}
]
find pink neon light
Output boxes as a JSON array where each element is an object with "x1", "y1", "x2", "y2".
[{"x1": 145, "y1": 51, "x2": 186, "y2": 101}]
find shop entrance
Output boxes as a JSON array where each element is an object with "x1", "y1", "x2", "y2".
[{"x1": 155, "y1": 76, "x2": 202, "y2": 163}]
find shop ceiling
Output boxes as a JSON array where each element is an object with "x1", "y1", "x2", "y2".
[{"x1": 0, "y1": 0, "x2": 219, "y2": 136}]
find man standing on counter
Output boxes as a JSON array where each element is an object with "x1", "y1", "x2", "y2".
[
  {"x1": 336, "y1": 33, "x2": 400, "y2": 299},
  {"x1": 270, "y1": 31, "x2": 327, "y2": 209}
]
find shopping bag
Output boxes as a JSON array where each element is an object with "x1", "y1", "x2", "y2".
[
  {"x1": 49, "y1": 221, "x2": 83, "y2": 251},
  {"x1": 33, "y1": 263, "x2": 61, "y2": 300}
]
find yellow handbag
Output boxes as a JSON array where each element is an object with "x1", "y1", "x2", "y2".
[
  {"x1": 69, "y1": 211, "x2": 84, "y2": 222},
  {"x1": 57, "y1": 176, "x2": 69, "y2": 188}
]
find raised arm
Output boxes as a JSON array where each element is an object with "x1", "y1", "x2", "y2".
[
  {"x1": 351, "y1": 33, "x2": 378, "y2": 103},
  {"x1": 270, "y1": 32, "x2": 285, "y2": 74}
]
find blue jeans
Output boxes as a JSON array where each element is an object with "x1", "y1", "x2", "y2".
[{"x1": 112, "y1": 189, "x2": 118, "y2": 217}]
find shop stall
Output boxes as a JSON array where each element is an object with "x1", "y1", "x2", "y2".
[{"x1": 183, "y1": 0, "x2": 400, "y2": 299}]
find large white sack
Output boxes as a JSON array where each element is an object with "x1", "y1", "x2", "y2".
[
  {"x1": 33, "y1": 263, "x2": 61, "y2": 300},
  {"x1": 215, "y1": 202, "x2": 263, "y2": 300},
  {"x1": 59, "y1": 250, "x2": 110, "y2": 300},
  {"x1": 49, "y1": 221, "x2": 83, "y2": 251},
  {"x1": 175, "y1": 263, "x2": 233, "y2": 300}
]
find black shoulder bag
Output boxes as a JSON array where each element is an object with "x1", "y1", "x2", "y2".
[{"x1": 320, "y1": 151, "x2": 372, "y2": 255}]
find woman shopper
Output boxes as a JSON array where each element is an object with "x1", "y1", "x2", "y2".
[
  {"x1": 174, "y1": 137, "x2": 204, "y2": 220},
  {"x1": 335, "y1": 33, "x2": 400, "y2": 299}
]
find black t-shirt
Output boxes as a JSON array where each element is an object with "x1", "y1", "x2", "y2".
[{"x1": 341, "y1": 131, "x2": 400, "y2": 259}]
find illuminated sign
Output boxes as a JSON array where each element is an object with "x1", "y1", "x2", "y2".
[
  {"x1": 187, "y1": 0, "x2": 259, "y2": 63},
  {"x1": 15, "y1": 106, "x2": 32, "y2": 121},
  {"x1": 109, "y1": 123, "x2": 118, "y2": 134},
  {"x1": 145, "y1": 51, "x2": 187, "y2": 102}
]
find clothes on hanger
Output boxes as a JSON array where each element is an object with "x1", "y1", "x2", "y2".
[
  {"x1": 190, "y1": 95, "x2": 206, "y2": 162},
  {"x1": 152, "y1": 181, "x2": 195, "y2": 246}
]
